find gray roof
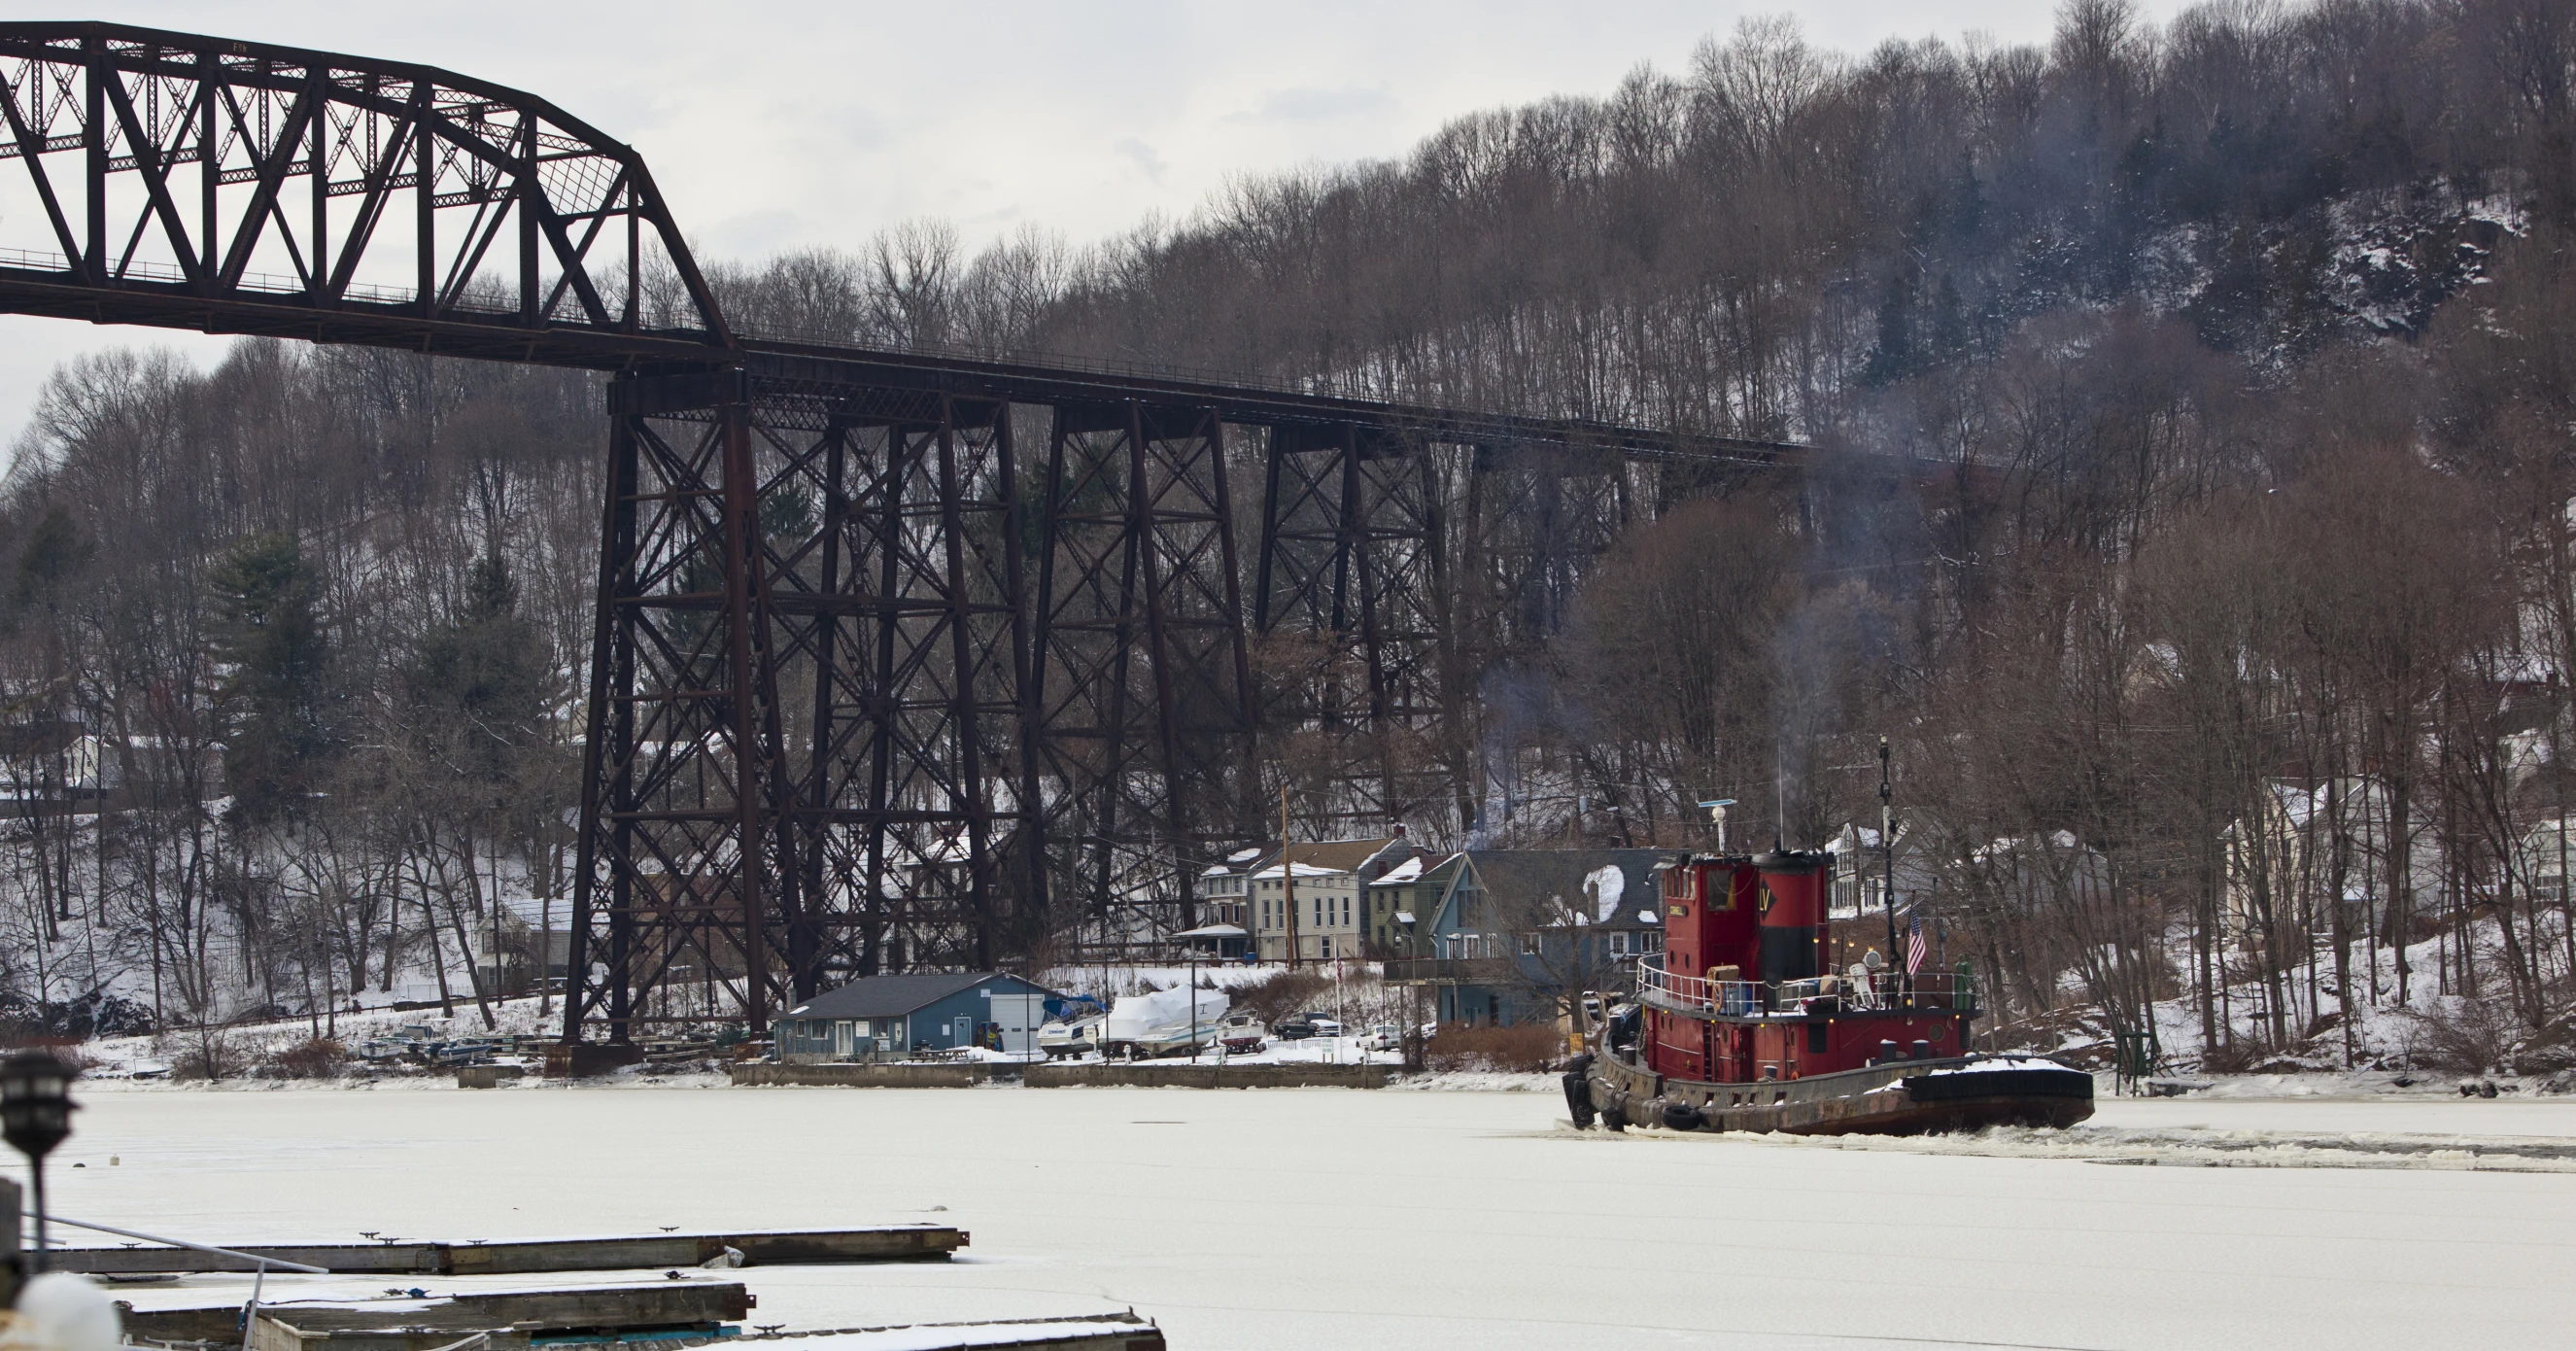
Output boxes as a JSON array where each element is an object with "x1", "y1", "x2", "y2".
[
  {"x1": 1464, "y1": 849, "x2": 1666, "y2": 928},
  {"x1": 781, "y1": 972, "x2": 1041, "y2": 1022}
]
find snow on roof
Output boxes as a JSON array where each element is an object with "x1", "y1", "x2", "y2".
[
  {"x1": 1635, "y1": 909, "x2": 1660, "y2": 925},
  {"x1": 781, "y1": 971, "x2": 1050, "y2": 1022},
  {"x1": 1393, "y1": 911, "x2": 1416, "y2": 924},
  {"x1": 1228, "y1": 847, "x2": 1264, "y2": 863},
  {"x1": 1466, "y1": 849, "x2": 1664, "y2": 926},
  {"x1": 1175, "y1": 923, "x2": 1247, "y2": 938},
  {"x1": 1273, "y1": 836, "x2": 1407, "y2": 874},
  {"x1": 1250, "y1": 861, "x2": 1345, "y2": 880},
  {"x1": 1586, "y1": 864, "x2": 1626, "y2": 921},
  {"x1": 1373, "y1": 856, "x2": 1425, "y2": 884}
]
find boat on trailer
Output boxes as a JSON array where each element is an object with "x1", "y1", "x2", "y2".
[{"x1": 1574, "y1": 849, "x2": 2093, "y2": 1136}]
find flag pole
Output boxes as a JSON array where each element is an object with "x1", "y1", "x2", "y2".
[{"x1": 1879, "y1": 737, "x2": 1898, "y2": 996}]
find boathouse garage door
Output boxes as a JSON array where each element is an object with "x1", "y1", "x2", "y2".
[{"x1": 991, "y1": 992, "x2": 1044, "y2": 1054}]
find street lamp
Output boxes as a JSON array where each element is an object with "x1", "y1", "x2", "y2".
[{"x1": 2, "y1": 1051, "x2": 78, "y2": 1271}]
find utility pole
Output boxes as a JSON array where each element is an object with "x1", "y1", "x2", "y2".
[
  {"x1": 1281, "y1": 783, "x2": 1299, "y2": 970},
  {"x1": 1881, "y1": 737, "x2": 1899, "y2": 995}
]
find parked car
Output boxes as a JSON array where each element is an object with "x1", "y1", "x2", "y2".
[
  {"x1": 1360, "y1": 1023, "x2": 1401, "y2": 1052},
  {"x1": 1275, "y1": 1011, "x2": 1343, "y2": 1040},
  {"x1": 1037, "y1": 1014, "x2": 1106, "y2": 1059}
]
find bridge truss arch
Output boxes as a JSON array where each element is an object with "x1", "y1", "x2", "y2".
[{"x1": 0, "y1": 20, "x2": 729, "y2": 364}]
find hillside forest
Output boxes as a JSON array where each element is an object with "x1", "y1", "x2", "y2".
[{"x1": 3, "y1": 0, "x2": 2575, "y2": 1072}]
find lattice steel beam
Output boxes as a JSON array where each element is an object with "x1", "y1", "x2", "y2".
[{"x1": 1030, "y1": 401, "x2": 1254, "y2": 953}]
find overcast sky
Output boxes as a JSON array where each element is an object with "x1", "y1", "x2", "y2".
[{"x1": 0, "y1": 1, "x2": 2193, "y2": 452}]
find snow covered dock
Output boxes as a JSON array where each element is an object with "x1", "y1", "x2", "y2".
[{"x1": 52, "y1": 1226, "x2": 965, "y2": 1274}]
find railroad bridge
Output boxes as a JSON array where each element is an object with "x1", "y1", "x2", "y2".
[{"x1": 0, "y1": 22, "x2": 1861, "y2": 1044}]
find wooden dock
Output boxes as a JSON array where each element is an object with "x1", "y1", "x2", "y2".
[
  {"x1": 122, "y1": 1281, "x2": 751, "y2": 1345},
  {"x1": 120, "y1": 1289, "x2": 1160, "y2": 1351},
  {"x1": 663, "y1": 1316, "x2": 1163, "y2": 1351},
  {"x1": 53, "y1": 1226, "x2": 965, "y2": 1276}
]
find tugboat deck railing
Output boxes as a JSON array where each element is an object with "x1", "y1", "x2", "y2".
[{"x1": 1639, "y1": 957, "x2": 1977, "y2": 1017}]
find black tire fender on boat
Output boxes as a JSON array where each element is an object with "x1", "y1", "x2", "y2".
[
  {"x1": 1661, "y1": 1098, "x2": 1705, "y2": 1131},
  {"x1": 1563, "y1": 1063, "x2": 1597, "y2": 1128},
  {"x1": 1601, "y1": 1089, "x2": 1628, "y2": 1132}
]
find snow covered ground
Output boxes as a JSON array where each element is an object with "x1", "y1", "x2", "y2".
[{"x1": 35, "y1": 1085, "x2": 2576, "y2": 1349}]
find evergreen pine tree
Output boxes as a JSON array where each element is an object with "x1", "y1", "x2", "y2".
[{"x1": 207, "y1": 532, "x2": 337, "y2": 822}]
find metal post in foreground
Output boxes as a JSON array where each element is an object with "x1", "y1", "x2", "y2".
[{"x1": 0, "y1": 1051, "x2": 76, "y2": 1273}]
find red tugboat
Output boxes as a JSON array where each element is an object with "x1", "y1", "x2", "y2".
[{"x1": 1575, "y1": 850, "x2": 2094, "y2": 1135}]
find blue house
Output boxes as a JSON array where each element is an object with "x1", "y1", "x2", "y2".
[{"x1": 773, "y1": 971, "x2": 1055, "y2": 1061}]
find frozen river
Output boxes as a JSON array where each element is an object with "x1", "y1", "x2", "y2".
[{"x1": 31, "y1": 1085, "x2": 2576, "y2": 1350}]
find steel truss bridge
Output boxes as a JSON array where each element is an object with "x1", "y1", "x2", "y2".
[{"x1": 0, "y1": 22, "x2": 1842, "y2": 1046}]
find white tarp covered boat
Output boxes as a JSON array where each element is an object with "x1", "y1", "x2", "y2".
[{"x1": 1101, "y1": 987, "x2": 1230, "y2": 1058}]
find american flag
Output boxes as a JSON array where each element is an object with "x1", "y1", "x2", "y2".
[{"x1": 1906, "y1": 911, "x2": 1928, "y2": 976}]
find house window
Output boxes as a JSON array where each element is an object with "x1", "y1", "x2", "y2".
[{"x1": 1519, "y1": 933, "x2": 1541, "y2": 955}]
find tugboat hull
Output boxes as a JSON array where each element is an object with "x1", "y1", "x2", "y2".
[{"x1": 1584, "y1": 1052, "x2": 2093, "y2": 1137}]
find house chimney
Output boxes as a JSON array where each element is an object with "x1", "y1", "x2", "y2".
[{"x1": 1388, "y1": 822, "x2": 1405, "y2": 839}]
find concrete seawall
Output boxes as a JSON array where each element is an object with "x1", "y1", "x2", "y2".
[
  {"x1": 727, "y1": 1060, "x2": 1389, "y2": 1089},
  {"x1": 729, "y1": 1062, "x2": 993, "y2": 1088},
  {"x1": 1022, "y1": 1062, "x2": 1387, "y2": 1090}
]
